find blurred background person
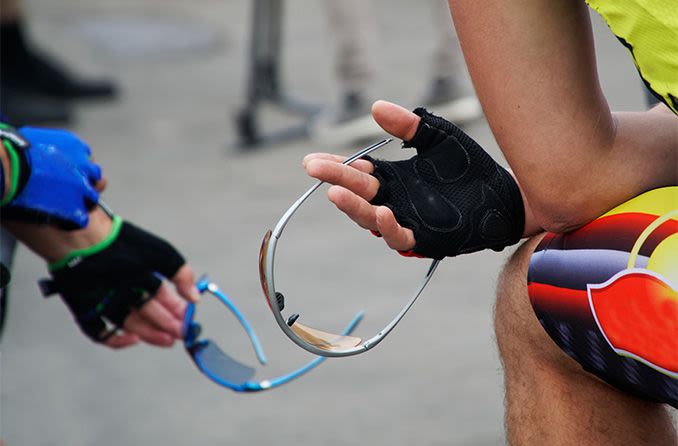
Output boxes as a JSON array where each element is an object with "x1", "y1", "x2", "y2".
[
  {"x1": 0, "y1": 0, "x2": 117, "y2": 125},
  {"x1": 319, "y1": 0, "x2": 481, "y2": 142}
]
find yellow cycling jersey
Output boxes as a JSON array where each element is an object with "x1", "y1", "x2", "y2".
[{"x1": 586, "y1": 0, "x2": 678, "y2": 114}]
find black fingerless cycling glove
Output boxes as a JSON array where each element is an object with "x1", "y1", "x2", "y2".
[
  {"x1": 366, "y1": 107, "x2": 524, "y2": 260},
  {"x1": 39, "y1": 216, "x2": 185, "y2": 342}
]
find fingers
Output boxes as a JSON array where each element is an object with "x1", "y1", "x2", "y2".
[
  {"x1": 326, "y1": 188, "x2": 417, "y2": 251},
  {"x1": 120, "y1": 282, "x2": 188, "y2": 346},
  {"x1": 305, "y1": 159, "x2": 380, "y2": 201},
  {"x1": 123, "y1": 311, "x2": 175, "y2": 347},
  {"x1": 136, "y1": 287, "x2": 184, "y2": 337},
  {"x1": 154, "y1": 281, "x2": 188, "y2": 320},
  {"x1": 303, "y1": 153, "x2": 374, "y2": 173},
  {"x1": 375, "y1": 206, "x2": 416, "y2": 251},
  {"x1": 110, "y1": 277, "x2": 193, "y2": 349},
  {"x1": 371, "y1": 100, "x2": 421, "y2": 141},
  {"x1": 82, "y1": 180, "x2": 100, "y2": 206},
  {"x1": 85, "y1": 162, "x2": 103, "y2": 184},
  {"x1": 94, "y1": 176, "x2": 107, "y2": 193},
  {"x1": 171, "y1": 264, "x2": 200, "y2": 303},
  {"x1": 327, "y1": 186, "x2": 378, "y2": 230},
  {"x1": 104, "y1": 332, "x2": 140, "y2": 349}
]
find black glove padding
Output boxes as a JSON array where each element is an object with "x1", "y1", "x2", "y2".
[
  {"x1": 39, "y1": 218, "x2": 185, "y2": 342},
  {"x1": 366, "y1": 107, "x2": 525, "y2": 260}
]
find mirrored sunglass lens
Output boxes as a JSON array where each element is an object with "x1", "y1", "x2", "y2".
[
  {"x1": 259, "y1": 230, "x2": 272, "y2": 309},
  {"x1": 290, "y1": 321, "x2": 362, "y2": 351},
  {"x1": 193, "y1": 340, "x2": 256, "y2": 384}
]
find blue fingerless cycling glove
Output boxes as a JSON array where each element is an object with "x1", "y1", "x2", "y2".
[{"x1": 0, "y1": 123, "x2": 102, "y2": 229}]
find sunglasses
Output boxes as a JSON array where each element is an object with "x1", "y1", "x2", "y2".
[
  {"x1": 259, "y1": 139, "x2": 440, "y2": 357},
  {"x1": 183, "y1": 276, "x2": 363, "y2": 391}
]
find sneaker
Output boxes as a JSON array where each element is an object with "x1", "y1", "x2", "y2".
[
  {"x1": 420, "y1": 77, "x2": 482, "y2": 124},
  {"x1": 310, "y1": 91, "x2": 383, "y2": 149},
  {"x1": 3, "y1": 49, "x2": 117, "y2": 101}
]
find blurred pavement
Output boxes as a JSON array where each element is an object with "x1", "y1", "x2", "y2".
[{"x1": 1, "y1": 1, "x2": 648, "y2": 445}]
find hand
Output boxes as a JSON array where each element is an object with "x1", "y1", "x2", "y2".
[
  {"x1": 35, "y1": 208, "x2": 201, "y2": 348},
  {"x1": 304, "y1": 101, "x2": 418, "y2": 252},
  {"x1": 304, "y1": 100, "x2": 525, "y2": 259},
  {"x1": 1, "y1": 124, "x2": 104, "y2": 229}
]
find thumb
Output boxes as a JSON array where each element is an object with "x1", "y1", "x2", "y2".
[{"x1": 371, "y1": 100, "x2": 420, "y2": 141}]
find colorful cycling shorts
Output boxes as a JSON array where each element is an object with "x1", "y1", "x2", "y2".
[{"x1": 527, "y1": 187, "x2": 678, "y2": 407}]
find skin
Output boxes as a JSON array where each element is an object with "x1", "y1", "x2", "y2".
[
  {"x1": 4, "y1": 207, "x2": 200, "y2": 349},
  {"x1": 303, "y1": 100, "x2": 543, "y2": 252},
  {"x1": 496, "y1": 237, "x2": 677, "y2": 445},
  {"x1": 1, "y1": 149, "x2": 199, "y2": 349},
  {"x1": 448, "y1": 0, "x2": 677, "y2": 232},
  {"x1": 304, "y1": 1, "x2": 677, "y2": 247},
  {"x1": 304, "y1": 0, "x2": 678, "y2": 443}
]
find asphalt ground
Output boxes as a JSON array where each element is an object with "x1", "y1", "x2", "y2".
[{"x1": 0, "y1": 1, "x2": 651, "y2": 445}]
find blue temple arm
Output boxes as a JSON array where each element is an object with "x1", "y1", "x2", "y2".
[{"x1": 196, "y1": 277, "x2": 268, "y2": 366}]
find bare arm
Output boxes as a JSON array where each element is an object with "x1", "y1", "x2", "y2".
[{"x1": 449, "y1": 0, "x2": 678, "y2": 232}]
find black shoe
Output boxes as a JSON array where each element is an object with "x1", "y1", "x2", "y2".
[
  {"x1": 1, "y1": 21, "x2": 117, "y2": 101},
  {"x1": 0, "y1": 84, "x2": 73, "y2": 126},
  {"x1": 419, "y1": 77, "x2": 482, "y2": 124},
  {"x1": 4, "y1": 49, "x2": 118, "y2": 100}
]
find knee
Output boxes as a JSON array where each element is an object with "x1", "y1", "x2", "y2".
[
  {"x1": 494, "y1": 235, "x2": 551, "y2": 362},
  {"x1": 494, "y1": 235, "x2": 579, "y2": 372}
]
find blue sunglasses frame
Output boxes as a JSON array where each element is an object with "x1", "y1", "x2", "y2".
[{"x1": 183, "y1": 276, "x2": 363, "y2": 392}]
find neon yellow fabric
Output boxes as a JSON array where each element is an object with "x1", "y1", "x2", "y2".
[
  {"x1": 586, "y1": 0, "x2": 678, "y2": 114},
  {"x1": 601, "y1": 186, "x2": 678, "y2": 220}
]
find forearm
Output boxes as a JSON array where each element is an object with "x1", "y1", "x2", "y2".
[
  {"x1": 2, "y1": 207, "x2": 112, "y2": 263},
  {"x1": 449, "y1": 0, "x2": 677, "y2": 233},
  {"x1": 520, "y1": 107, "x2": 677, "y2": 232}
]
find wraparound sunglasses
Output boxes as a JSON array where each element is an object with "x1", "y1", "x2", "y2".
[{"x1": 259, "y1": 139, "x2": 440, "y2": 357}]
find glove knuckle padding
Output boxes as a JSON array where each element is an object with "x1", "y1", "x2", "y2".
[
  {"x1": 369, "y1": 108, "x2": 524, "y2": 259},
  {"x1": 49, "y1": 221, "x2": 185, "y2": 342}
]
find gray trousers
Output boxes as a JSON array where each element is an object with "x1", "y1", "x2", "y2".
[{"x1": 326, "y1": 0, "x2": 462, "y2": 94}]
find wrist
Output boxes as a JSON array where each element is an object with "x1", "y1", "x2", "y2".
[
  {"x1": 49, "y1": 213, "x2": 122, "y2": 271},
  {"x1": 3, "y1": 207, "x2": 115, "y2": 263}
]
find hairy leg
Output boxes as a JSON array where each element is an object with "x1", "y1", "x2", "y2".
[{"x1": 495, "y1": 235, "x2": 677, "y2": 445}]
